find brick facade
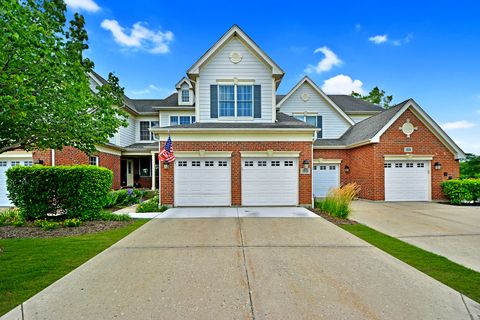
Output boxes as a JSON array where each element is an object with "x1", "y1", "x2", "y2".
[
  {"x1": 159, "y1": 141, "x2": 312, "y2": 206},
  {"x1": 314, "y1": 108, "x2": 460, "y2": 200}
]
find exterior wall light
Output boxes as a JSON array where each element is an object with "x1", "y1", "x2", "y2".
[
  {"x1": 34, "y1": 159, "x2": 44, "y2": 165},
  {"x1": 434, "y1": 162, "x2": 442, "y2": 170},
  {"x1": 303, "y1": 160, "x2": 310, "y2": 169},
  {"x1": 163, "y1": 162, "x2": 170, "y2": 169},
  {"x1": 344, "y1": 165, "x2": 350, "y2": 173}
]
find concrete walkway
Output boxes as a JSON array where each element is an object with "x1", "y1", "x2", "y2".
[
  {"x1": 2, "y1": 207, "x2": 479, "y2": 319},
  {"x1": 351, "y1": 200, "x2": 480, "y2": 272}
]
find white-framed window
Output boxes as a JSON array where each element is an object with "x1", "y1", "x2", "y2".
[
  {"x1": 181, "y1": 89, "x2": 189, "y2": 102},
  {"x1": 271, "y1": 160, "x2": 280, "y2": 167},
  {"x1": 205, "y1": 161, "x2": 214, "y2": 167},
  {"x1": 140, "y1": 121, "x2": 159, "y2": 141},
  {"x1": 294, "y1": 114, "x2": 323, "y2": 138},
  {"x1": 218, "y1": 161, "x2": 228, "y2": 167},
  {"x1": 24, "y1": 161, "x2": 33, "y2": 167},
  {"x1": 285, "y1": 161, "x2": 294, "y2": 167},
  {"x1": 11, "y1": 161, "x2": 20, "y2": 167},
  {"x1": 178, "y1": 161, "x2": 187, "y2": 167},
  {"x1": 192, "y1": 161, "x2": 201, "y2": 167},
  {"x1": 139, "y1": 158, "x2": 151, "y2": 176},
  {"x1": 170, "y1": 115, "x2": 195, "y2": 126},
  {"x1": 245, "y1": 161, "x2": 254, "y2": 167},
  {"x1": 218, "y1": 84, "x2": 253, "y2": 118},
  {"x1": 258, "y1": 160, "x2": 267, "y2": 167},
  {"x1": 89, "y1": 156, "x2": 99, "y2": 166}
]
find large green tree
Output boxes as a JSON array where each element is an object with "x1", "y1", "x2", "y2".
[
  {"x1": 0, "y1": 0, "x2": 127, "y2": 154},
  {"x1": 352, "y1": 86, "x2": 393, "y2": 109},
  {"x1": 460, "y1": 153, "x2": 480, "y2": 179}
]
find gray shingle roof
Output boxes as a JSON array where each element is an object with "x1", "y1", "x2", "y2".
[
  {"x1": 314, "y1": 100, "x2": 409, "y2": 147},
  {"x1": 124, "y1": 142, "x2": 157, "y2": 150},
  {"x1": 276, "y1": 94, "x2": 383, "y2": 113}
]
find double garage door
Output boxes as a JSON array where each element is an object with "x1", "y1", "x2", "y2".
[
  {"x1": 174, "y1": 157, "x2": 298, "y2": 206},
  {"x1": 384, "y1": 160, "x2": 430, "y2": 201},
  {"x1": 0, "y1": 158, "x2": 33, "y2": 207}
]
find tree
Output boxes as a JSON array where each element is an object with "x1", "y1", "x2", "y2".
[
  {"x1": 351, "y1": 86, "x2": 393, "y2": 109},
  {"x1": 460, "y1": 153, "x2": 480, "y2": 179},
  {"x1": 0, "y1": 0, "x2": 127, "y2": 155}
]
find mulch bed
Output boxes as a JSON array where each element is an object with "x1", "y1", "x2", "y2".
[
  {"x1": 0, "y1": 220, "x2": 132, "y2": 239},
  {"x1": 309, "y1": 208, "x2": 358, "y2": 226}
]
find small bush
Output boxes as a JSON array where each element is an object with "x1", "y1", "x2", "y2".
[
  {"x1": 317, "y1": 183, "x2": 361, "y2": 218},
  {"x1": 442, "y1": 179, "x2": 480, "y2": 205},
  {"x1": 105, "y1": 188, "x2": 150, "y2": 208},
  {"x1": 63, "y1": 218, "x2": 82, "y2": 227},
  {"x1": 104, "y1": 191, "x2": 120, "y2": 208},
  {"x1": 136, "y1": 196, "x2": 168, "y2": 213},
  {"x1": 34, "y1": 219, "x2": 60, "y2": 231},
  {"x1": 98, "y1": 211, "x2": 132, "y2": 222},
  {"x1": 0, "y1": 208, "x2": 25, "y2": 227}
]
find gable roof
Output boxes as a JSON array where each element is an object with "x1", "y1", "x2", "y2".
[
  {"x1": 314, "y1": 99, "x2": 465, "y2": 159},
  {"x1": 186, "y1": 25, "x2": 284, "y2": 80},
  {"x1": 328, "y1": 95, "x2": 384, "y2": 113},
  {"x1": 277, "y1": 76, "x2": 355, "y2": 125},
  {"x1": 175, "y1": 77, "x2": 193, "y2": 89}
]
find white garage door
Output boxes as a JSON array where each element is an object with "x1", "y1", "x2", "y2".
[
  {"x1": 174, "y1": 158, "x2": 231, "y2": 206},
  {"x1": 0, "y1": 159, "x2": 33, "y2": 207},
  {"x1": 384, "y1": 160, "x2": 430, "y2": 201},
  {"x1": 242, "y1": 158, "x2": 298, "y2": 206},
  {"x1": 313, "y1": 164, "x2": 340, "y2": 198}
]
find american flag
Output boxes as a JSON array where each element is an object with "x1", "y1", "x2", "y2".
[{"x1": 158, "y1": 135, "x2": 175, "y2": 163}]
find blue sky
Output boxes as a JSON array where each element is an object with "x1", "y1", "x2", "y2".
[{"x1": 66, "y1": 0, "x2": 480, "y2": 154}]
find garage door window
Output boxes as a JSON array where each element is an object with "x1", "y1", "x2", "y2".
[
  {"x1": 406, "y1": 163, "x2": 414, "y2": 168},
  {"x1": 24, "y1": 161, "x2": 33, "y2": 166},
  {"x1": 384, "y1": 163, "x2": 392, "y2": 168},
  {"x1": 192, "y1": 161, "x2": 201, "y2": 167},
  {"x1": 205, "y1": 161, "x2": 214, "y2": 167},
  {"x1": 218, "y1": 161, "x2": 228, "y2": 167},
  {"x1": 258, "y1": 160, "x2": 267, "y2": 167},
  {"x1": 271, "y1": 161, "x2": 280, "y2": 166},
  {"x1": 395, "y1": 163, "x2": 403, "y2": 168},
  {"x1": 178, "y1": 161, "x2": 187, "y2": 167},
  {"x1": 284, "y1": 160, "x2": 294, "y2": 166},
  {"x1": 245, "y1": 161, "x2": 254, "y2": 167},
  {"x1": 0, "y1": 161, "x2": 6, "y2": 167},
  {"x1": 329, "y1": 165, "x2": 336, "y2": 170},
  {"x1": 11, "y1": 161, "x2": 20, "y2": 166},
  {"x1": 417, "y1": 163, "x2": 425, "y2": 168},
  {"x1": 319, "y1": 165, "x2": 326, "y2": 170}
]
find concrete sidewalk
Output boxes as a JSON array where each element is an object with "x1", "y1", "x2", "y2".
[
  {"x1": 351, "y1": 200, "x2": 480, "y2": 272},
  {"x1": 2, "y1": 208, "x2": 479, "y2": 319}
]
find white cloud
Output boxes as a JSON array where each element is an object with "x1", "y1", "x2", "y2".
[
  {"x1": 392, "y1": 34, "x2": 413, "y2": 46},
  {"x1": 369, "y1": 34, "x2": 388, "y2": 44},
  {"x1": 65, "y1": 0, "x2": 100, "y2": 12},
  {"x1": 304, "y1": 47, "x2": 342, "y2": 74},
  {"x1": 321, "y1": 74, "x2": 365, "y2": 95},
  {"x1": 441, "y1": 120, "x2": 476, "y2": 130},
  {"x1": 101, "y1": 19, "x2": 174, "y2": 54}
]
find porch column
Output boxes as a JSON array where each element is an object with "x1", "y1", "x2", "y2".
[{"x1": 151, "y1": 152, "x2": 156, "y2": 191}]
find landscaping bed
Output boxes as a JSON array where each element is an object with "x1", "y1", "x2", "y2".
[
  {"x1": 309, "y1": 208, "x2": 358, "y2": 225},
  {"x1": 0, "y1": 220, "x2": 132, "y2": 239}
]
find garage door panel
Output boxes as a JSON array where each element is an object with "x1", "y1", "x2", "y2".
[
  {"x1": 0, "y1": 158, "x2": 33, "y2": 207},
  {"x1": 313, "y1": 164, "x2": 340, "y2": 198},
  {"x1": 385, "y1": 161, "x2": 430, "y2": 201}
]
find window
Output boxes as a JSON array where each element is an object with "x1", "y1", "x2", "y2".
[
  {"x1": 140, "y1": 121, "x2": 159, "y2": 141},
  {"x1": 271, "y1": 160, "x2": 280, "y2": 167},
  {"x1": 180, "y1": 116, "x2": 191, "y2": 125},
  {"x1": 178, "y1": 161, "x2": 187, "y2": 167},
  {"x1": 205, "y1": 161, "x2": 214, "y2": 167},
  {"x1": 181, "y1": 89, "x2": 189, "y2": 102},
  {"x1": 219, "y1": 85, "x2": 235, "y2": 117},
  {"x1": 329, "y1": 165, "x2": 336, "y2": 170},
  {"x1": 406, "y1": 163, "x2": 414, "y2": 168},
  {"x1": 218, "y1": 161, "x2": 228, "y2": 167},
  {"x1": 236, "y1": 85, "x2": 253, "y2": 117},
  {"x1": 417, "y1": 163, "x2": 425, "y2": 168},
  {"x1": 285, "y1": 160, "x2": 294, "y2": 167},
  {"x1": 258, "y1": 160, "x2": 267, "y2": 167},
  {"x1": 319, "y1": 165, "x2": 327, "y2": 170},
  {"x1": 384, "y1": 163, "x2": 392, "y2": 168},
  {"x1": 294, "y1": 114, "x2": 323, "y2": 138},
  {"x1": 218, "y1": 84, "x2": 253, "y2": 118},
  {"x1": 139, "y1": 158, "x2": 151, "y2": 176},
  {"x1": 11, "y1": 161, "x2": 20, "y2": 166},
  {"x1": 89, "y1": 156, "x2": 99, "y2": 166},
  {"x1": 170, "y1": 116, "x2": 179, "y2": 126},
  {"x1": 192, "y1": 161, "x2": 201, "y2": 167},
  {"x1": 24, "y1": 161, "x2": 33, "y2": 167},
  {"x1": 0, "y1": 161, "x2": 6, "y2": 167},
  {"x1": 245, "y1": 161, "x2": 254, "y2": 167},
  {"x1": 170, "y1": 115, "x2": 195, "y2": 126},
  {"x1": 395, "y1": 163, "x2": 403, "y2": 168}
]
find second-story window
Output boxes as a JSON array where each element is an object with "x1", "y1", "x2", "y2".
[
  {"x1": 218, "y1": 84, "x2": 253, "y2": 117},
  {"x1": 170, "y1": 116, "x2": 195, "y2": 126},
  {"x1": 140, "y1": 121, "x2": 159, "y2": 141},
  {"x1": 181, "y1": 89, "x2": 189, "y2": 102},
  {"x1": 294, "y1": 115, "x2": 323, "y2": 138}
]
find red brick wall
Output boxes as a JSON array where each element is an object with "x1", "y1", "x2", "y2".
[
  {"x1": 313, "y1": 108, "x2": 459, "y2": 200},
  {"x1": 33, "y1": 147, "x2": 121, "y2": 190},
  {"x1": 160, "y1": 141, "x2": 312, "y2": 206}
]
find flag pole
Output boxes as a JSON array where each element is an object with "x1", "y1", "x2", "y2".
[{"x1": 158, "y1": 137, "x2": 161, "y2": 209}]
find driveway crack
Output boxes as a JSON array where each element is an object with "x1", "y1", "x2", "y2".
[
  {"x1": 237, "y1": 208, "x2": 256, "y2": 320},
  {"x1": 460, "y1": 293, "x2": 475, "y2": 320}
]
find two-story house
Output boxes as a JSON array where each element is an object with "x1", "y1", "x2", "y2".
[{"x1": 0, "y1": 25, "x2": 464, "y2": 207}]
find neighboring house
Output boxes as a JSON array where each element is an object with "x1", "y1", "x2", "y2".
[{"x1": 0, "y1": 25, "x2": 465, "y2": 207}]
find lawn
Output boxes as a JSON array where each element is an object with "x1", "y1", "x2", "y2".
[
  {"x1": 341, "y1": 224, "x2": 480, "y2": 303},
  {"x1": 0, "y1": 219, "x2": 148, "y2": 316}
]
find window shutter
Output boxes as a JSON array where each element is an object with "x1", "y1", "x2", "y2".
[
  {"x1": 254, "y1": 85, "x2": 261, "y2": 118},
  {"x1": 210, "y1": 85, "x2": 218, "y2": 118},
  {"x1": 316, "y1": 116, "x2": 323, "y2": 138}
]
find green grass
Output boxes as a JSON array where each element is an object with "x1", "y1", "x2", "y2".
[
  {"x1": 341, "y1": 224, "x2": 480, "y2": 303},
  {"x1": 0, "y1": 220, "x2": 148, "y2": 316}
]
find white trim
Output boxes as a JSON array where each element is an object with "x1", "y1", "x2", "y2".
[
  {"x1": 277, "y1": 76, "x2": 355, "y2": 126},
  {"x1": 152, "y1": 127, "x2": 316, "y2": 133},
  {"x1": 154, "y1": 132, "x2": 314, "y2": 142},
  {"x1": 187, "y1": 25, "x2": 284, "y2": 77},
  {"x1": 122, "y1": 152, "x2": 152, "y2": 156},
  {"x1": 96, "y1": 146, "x2": 122, "y2": 156},
  {"x1": 384, "y1": 154, "x2": 434, "y2": 161},
  {"x1": 175, "y1": 151, "x2": 233, "y2": 158},
  {"x1": 241, "y1": 151, "x2": 300, "y2": 158},
  {"x1": 51, "y1": 149, "x2": 55, "y2": 166},
  {"x1": 175, "y1": 77, "x2": 193, "y2": 89},
  {"x1": 0, "y1": 151, "x2": 33, "y2": 159},
  {"x1": 313, "y1": 158, "x2": 342, "y2": 164}
]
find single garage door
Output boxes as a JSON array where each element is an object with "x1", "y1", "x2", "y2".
[
  {"x1": 313, "y1": 164, "x2": 340, "y2": 197},
  {"x1": 384, "y1": 160, "x2": 430, "y2": 201},
  {"x1": 174, "y1": 158, "x2": 231, "y2": 206},
  {"x1": 1, "y1": 159, "x2": 33, "y2": 207},
  {"x1": 242, "y1": 158, "x2": 298, "y2": 206}
]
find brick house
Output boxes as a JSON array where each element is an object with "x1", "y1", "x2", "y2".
[{"x1": 0, "y1": 25, "x2": 464, "y2": 207}]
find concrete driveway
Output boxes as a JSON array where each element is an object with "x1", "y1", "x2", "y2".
[
  {"x1": 3, "y1": 207, "x2": 479, "y2": 320},
  {"x1": 351, "y1": 201, "x2": 480, "y2": 272}
]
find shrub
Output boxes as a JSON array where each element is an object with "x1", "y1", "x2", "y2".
[
  {"x1": 98, "y1": 211, "x2": 132, "y2": 222},
  {"x1": 0, "y1": 208, "x2": 25, "y2": 227},
  {"x1": 34, "y1": 219, "x2": 60, "y2": 231},
  {"x1": 317, "y1": 183, "x2": 361, "y2": 218},
  {"x1": 136, "y1": 196, "x2": 168, "y2": 213},
  {"x1": 442, "y1": 179, "x2": 480, "y2": 205},
  {"x1": 105, "y1": 188, "x2": 150, "y2": 208},
  {"x1": 6, "y1": 165, "x2": 112, "y2": 220},
  {"x1": 63, "y1": 218, "x2": 82, "y2": 227},
  {"x1": 104, "y1": 191, "x2": 120, "y2": 208}
]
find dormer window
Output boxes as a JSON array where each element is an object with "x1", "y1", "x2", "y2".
[{"x1": 181, "y1": 89, "x2": 189, "y2": 103}]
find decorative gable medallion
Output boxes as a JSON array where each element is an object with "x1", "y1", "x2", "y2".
[
  {"x1": 301, "y1": 92, "x2": 310, "y2": 102},
  {"x1": 229, "y1": 52, "x2": 243, "y2": 64},
  {"x1": 399, "y1": 118, "x2": 418, "y2": 138}
]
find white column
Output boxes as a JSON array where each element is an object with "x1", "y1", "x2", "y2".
[{"x1": 151, "y1": 152, "x2": 156, "y2": 191}]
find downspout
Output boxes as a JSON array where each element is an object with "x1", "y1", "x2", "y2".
[{"x1": 51, "y1": 149, "x2": 55, "y2": 166}]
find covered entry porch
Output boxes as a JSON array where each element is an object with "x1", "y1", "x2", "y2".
[{"x1": 121, "y1": 147, "x2": 160, "y2": 190}]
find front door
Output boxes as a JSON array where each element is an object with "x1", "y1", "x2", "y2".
[{"x1": 126, "y1": 160, "x2": 134, "y2": 187}]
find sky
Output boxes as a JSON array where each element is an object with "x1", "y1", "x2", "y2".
[{"x1": 65, "y1": 0, "x2": 480, "y2": 154}]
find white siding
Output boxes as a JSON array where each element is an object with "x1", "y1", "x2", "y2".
[
  {"x1": 349, "y1": 114, "x2": 373, "y2": 123},
  {"x1": 159, "y1": 110, "x2": 196, "y2": 127},
  {"x1": 197, "y1": 38, "x2": 274, "y2": 123},
  {"x1": 119, "y1": 116, "x2": 136, "y2": 146},
  {"x1": 279, "y1": 82, "x2": 352, "y2": 139}
]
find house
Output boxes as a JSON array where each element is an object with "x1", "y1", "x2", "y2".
[{"x1": 0, "y1": 25, "x2": 464, "y2": 207}]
